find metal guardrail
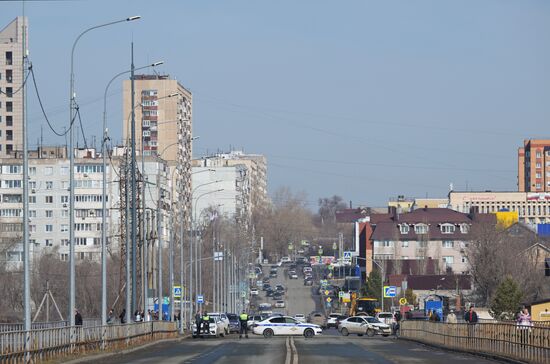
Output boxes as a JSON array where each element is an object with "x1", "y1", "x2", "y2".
[
  {"x1": 401, "y1": 320, "x2": 550, "y2": 364},
  {"x1": 0, "y1": 321, "x2": 178, "y2": 363},
  {"x1": 0, "y1": 319, "x2": 102, "y2": 333}
]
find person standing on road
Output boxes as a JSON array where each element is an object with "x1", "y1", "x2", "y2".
[
  {"x1": 446, "y1": 310, "x2": 457, "y2": 324},
  {"x1": 195, "y1": 311, "x2": 202, "y2": 337},
  {"x1": 239, "y1": 311, "x2": 249, "y2": 339},
  {"x1": 464, "y1": 306, "x2": 478, "y2": 324},
  {"x1": 202, "y1": 312, "x2": 210, "y2": 335}
]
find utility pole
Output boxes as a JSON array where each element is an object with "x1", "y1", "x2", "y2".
[
  {"x1": 157, "y1": 171, "x2": 163, "y2": 321},
  {"x1": 130, "y1": 42, "x2": 137, "y2": 315}
]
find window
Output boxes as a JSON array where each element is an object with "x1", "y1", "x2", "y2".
[
  {"x1": 441, "y1": 224, "x2": 455, "y2": 234},
  {"x1": 45, "y1": 239, "x2": 53, "y2": 247},
  {"x1": 46, "y1": 181, "x2": 53, "y2": 189},
  {"x1": 401, "y1": 256, "x2": 409, "y2": 260},
  {"x1": 401, "y1": 241, "x2": 409, "y2": 248},
  {"x1": 6, "y1": 116, "x2": 12, "y2": 126},
  {"x1": 76, "y1": 238, "x2": 87, "y2": 245},
  {"x1": 61, "y1": 181, "x2": 69, "y2": 189},
  {"x1": 414, "y1": 224, "x2": 428, "y2": 234},
  {"x1": 442, "y1": 256, "x2": 454, "y2": 266},
  {"x1": 399, "y1": 224, "x2": 409, "y2": 234},
  {"x1": 44, "y1": 167, "x2": 53, "y2": 175},
  {"x1": 536, "y1": 183, "x2": 542, "y2": 189},
  {"x1": 45, "y1": 225, "x2": 53, "y2": 232},
  {"x1": 442, "y1": 240, "x2": 454, "y2": 248},
  {"x1": 417, "y1": 241, "x2": 427, "y2": 248},
  {"x1": 45, "y1": 210, "x2": 53, "y2": 218},
  {"x1": 5, "y1": 87, "x2": 12, "y2": 98},
  {"x1": 93, "y1": 237, "x2": 100, "y2": 246},
  {"x1": 536, "y1": 151, "x2": 542, "y2": 158},
  {"x1": 460, "y1": 224, "x2": 469, "y2": 234},
  {"x1": 29, "y1": 196, "x2": 36, "y2": 204},
  {"x1": 61, "y1": 210, "x2": 69, "y2": 217},
  {"x1": 382, "y1": 240, "x2": 393, "y2": 247},
  {"x1": 75, "y1": 165, "x2": 103, "y2": 173},
  {"x1": 6, "y1": 102, "x2": 12, "y2": 112},
  {"x1": 60, "y1": 224, "x2": 68, "y2": 232},
  {"x1": 29, "y1": 225, "x2": 36, "y2": 232},
  {"x1": 29, "y1": 167, "x2": 36, "y2": 175},
  {"x1": 61, "y1": 239, "x2": 69, "y2": 246},
  {"x1": 45, "y1": 196, "x2": 53, "y2": 204},
  {"x1": 536, "y1": 162, "x2": 542, "y2": 169},
  {"x1": 60, "y1": 166, "x2": 69, "y2": 175},
  {"x1": 5, "y1": 69, "x2": 12, "y2": 83},
  {"x1": 29, "y1": 210, "x2": 36, "y2": 217},
  {"x1": 29, "y1": 181, "x2": 36, "y2": 189},
  {"x1": 536, "y1": 172, "x2": 542, "y2": 179},
  {"x1": 1, "y1": 180, "x2": 22, "y2": 188},
  {"x1": 61, "y1": 196, "x2": 69, "y2": 203},
  {"x1": 461, "y1": 256, "x2": 467, "y2": 263},
  {"x1": 60, "y1": 253, "x2": 68, "y2": 261}
]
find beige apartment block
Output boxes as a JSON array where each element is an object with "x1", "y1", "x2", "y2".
[
  {"x1": 518, "y1": 139, "x2": 550, "y2": 192},
  {"x1": 122, "y1": 74, "x2": 193, "y2": 229},
  {"x1": 0, "y1": 17, "x2": 27, "y2": 157}
]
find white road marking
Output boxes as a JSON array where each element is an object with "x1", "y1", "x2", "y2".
[
  {"x1": 285, "y1": 336, "x2": 291, "y2": 364},
  {"x1": 290, "y1": 336, "x2": 299, "y2": 364}
]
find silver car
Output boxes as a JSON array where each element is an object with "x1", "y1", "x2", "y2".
[{"x1": 338, "y1": 316, "x2": 391, "y2": 337}]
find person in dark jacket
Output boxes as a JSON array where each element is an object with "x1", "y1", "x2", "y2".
[
  {"x1": 464, "y1": 307, "x2": 478, "y2": 324},
  {"x1": 75, "y1": 310, "x2": 83, "y2": 326},
  {"x1": 195, "y1": 311, "x2": 202, "y2": 337},
  {"x1": 120, "y1": 309, "x2": 127, "y2": 324}
]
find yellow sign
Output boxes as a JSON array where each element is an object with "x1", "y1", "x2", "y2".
[
  {"x1": 326, "y1": 297, "x2": 332, "y2": 303},
  {"x1": 399, "y1": 298, "x2": 407, "y2": 305},
  {"x1": 324, "y1": 290, "x2": 329, "y2": 295}
]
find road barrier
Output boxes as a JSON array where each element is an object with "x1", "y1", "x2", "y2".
[
  {"x1": 0, "y1": 319, "x2": 102, "y2": 333},
  {"x1": 401, "y1": 320, "x2": 550, "y2": 364},
  {"x1": 0, "y1": 321, "x2": 177, "y2": 363}
]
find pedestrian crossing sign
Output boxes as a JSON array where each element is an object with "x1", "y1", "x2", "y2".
[{"x1": 173, "y1": 286, "x2": 182, "y2": 299}]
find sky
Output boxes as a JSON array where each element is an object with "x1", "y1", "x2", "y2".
[{"x1": 2, "y1": 0, "x2": 550, "y2": 209}]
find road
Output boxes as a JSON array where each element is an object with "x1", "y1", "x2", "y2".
[
  {"x1": 90, "y1": 335, "x2": 500, "y2": 364},
  {"x1": 87, "y1": 265, "x2": 503, "y2": 363}
]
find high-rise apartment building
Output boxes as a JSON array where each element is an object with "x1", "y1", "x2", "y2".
[
  {"x1": 122, "y1": 74, "x2": 193, "y2": 232},
  {"x1": 0, "y1": 17, "x2": 27, "y2": 157},
  {"x1": 518, "y1": 139, "x2": 550, "y2": 192}
]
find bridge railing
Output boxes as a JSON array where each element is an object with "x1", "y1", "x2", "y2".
[
  {"x1": 0, "y1": 319, "x2": 102, "y2": 333},
  {"x1": 0, "y1": 321, "x2": 177, "y2": 363},
  {"x1": 401, "y1": 320, "x2": 550, "y2": 364}
]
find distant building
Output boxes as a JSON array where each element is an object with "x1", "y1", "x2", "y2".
[
  {"x1": 122, "y1": 74, "x2": 193, "y2": 234},
  {"x1": 518, "y1": 139, "x2": 550, "y2": 192},
  {"x1": 449, "y1": 191, "x2": 550, "y2": 227},
  {"x1": 0, "y1": 147, "x2": 172, "y2": 268},
  {"x1": 0, "y1": 17, "x2": 27, "y2": 157},
  {"x1": 192, "y1": 151, "x2": 268, "y2": 224},
  {"x1": 370, "y1": 207, "x2": 495, "y2": 274}
]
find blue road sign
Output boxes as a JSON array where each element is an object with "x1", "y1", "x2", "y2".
[
  {"x1": 197, "y1": 295, "x2": 204, "y2": 304},
  {"x1": 343, "y1": 251, "x2": 352, "y2": 260},
  {"x1": 384, "y1": 286, "x2": 397, "y2": 298},
  {"x1": 173, "y1": 286, "x2": 182, "y2": 298}
]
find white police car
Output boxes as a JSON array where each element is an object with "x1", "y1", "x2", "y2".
[{"x1": 253, "y1": 315, "x2": 323, "y2": 338}]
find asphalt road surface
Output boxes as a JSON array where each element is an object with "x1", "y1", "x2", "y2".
[{"x1": 91, "y1": 335, "x2": 502, "y2": 364}]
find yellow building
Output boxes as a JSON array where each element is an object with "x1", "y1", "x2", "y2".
[{"x1": 529, "y1": 299, "x2": 550, "y2": 322}]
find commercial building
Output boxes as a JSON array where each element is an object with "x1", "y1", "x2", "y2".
[
  {"x1": 518, "y1": 139, "x2": 550, "y2": 192},
  {"x1": 0, "y1": 17, "x2": 27, "y2": 157},
  {"x1": 449, "y1": 191, "x2": 550, "y2": 227}
]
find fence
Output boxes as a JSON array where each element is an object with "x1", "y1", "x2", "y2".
[
  {"x1": 0, "y1": 319, "x2": 102, "y2": 333},
  {"x1": 401, "y1": 320, "x2": 550, "y2": 364},
  {"x1": 0, "y1": 321, "x2": 177, "y2": 363}
]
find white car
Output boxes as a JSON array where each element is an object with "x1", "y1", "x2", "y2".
[
  {"x1": 192, "y1": 317, "x2": 224, "y2": 338},
  {"x1": 250, "y1": 288, "x2": 259, "y2": 296},
  {"x1": 208, "y1": 312, "x2": 230, "y2": 334},
  {"x1": 327, "y1": 313, "x2": 343, "y2": 328},
  {"x1": 294, "y1": 314, "x2": 306, "y2": 323},
  {"x1": 338, "y1": 316, "x2": 391, "y2": 337},
  {"x1": 275, "y1": 300, "x2": 285, "y2": 308},
  {"x1": 303, "y1": 267, "x2": 312, "y2": 274},
  {"x1": 289, "y1": 271, "x2": 298, "y2": 279},
  {"x1": 280, "y1": 256, "x2": 291, "y2": 264},
  {"x1": 253, "y1": 316, "x2": 323, "y2": 338}
]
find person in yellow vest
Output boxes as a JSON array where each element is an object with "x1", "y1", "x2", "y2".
[
  {"x1": 239, "y1": 311, "x2": 249, "y2": 338},
  {"x1": 202, "y1": 312, "x2": 210, "y2": 335}
]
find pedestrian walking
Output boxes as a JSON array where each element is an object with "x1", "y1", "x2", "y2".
[
  {"x1": 464, "y1": 306, "x2": 478, "y2": 340},
  {"x1": 75, "y1": 310, "x2": 83, "y2": 326},
  {"x1": 517, "y1": 308, "x2": 533, "y2": 344},
  {"x1": 135, "y1": 310, "x2": 142, "y2": 322},
  {"x1": 239, "y1": 311, "x2": 249, "y2": 339},
  {"x1": 107, "y1": 308, "x2": 114, "y2": 324}
]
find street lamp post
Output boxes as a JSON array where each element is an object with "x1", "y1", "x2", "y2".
[
  {"x1": 101, "y1": 61, "x2": 162, "y2": 328},
  {"x1": 69, "y1": 15, "x2": 140, "y2": 330}
]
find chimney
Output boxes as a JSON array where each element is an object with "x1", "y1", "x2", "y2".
[
  {"x1": 423, "y1": 205, "x2": 428, "y2": 211},
  {"x1": 389, "y1": 206, "x2": 398, "y2": 220}
]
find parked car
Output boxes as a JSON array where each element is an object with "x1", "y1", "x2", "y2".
[
  {"x1": 266, "y1": 289, "x2": 274, "y2": 297},
  {"x1": 208, "y1": 312, "x2": 230, "y2": 334},
  {"x1": 262, "y1": 283, "x2": 271, "y2": 291},
  {"x1": 275, "y1": 284, "x2": 286, "y2": 293},
  {"x1": 304, "y1": 278, "x2": 313, "y2": 286},
  {"x1": 294, "y1": 314, "x2": 306, "y2": 323},
  {"x1": 303, "y1": 266, "x2": 312, "y2": 274},
  {"x1": 270, "y1": 272, "x2": 278, "y2": 278},
  {"x1": 192, "y1": 317, "x2": 224, "y2": 338},
  {"x1": 327, "y1": 313, "x2": 348, "y2": 328},
  {"x1": 272, "y1": 293, "x2": 283, "y2": 301},
  {"x1": 275, "y1": 300, "x2": 285, "y2": 308},
  {"x1": 250, "y1": 288, "x2": 259, "y2": 296},
  {"x1": 338, "y1": 316, "x2": 391, "y2": 337},
  {"x1": 226, "y1": 313, "x2": 240, "y2": 333},
  {"x1": 289, "y1": 271, "x2": 298, "y2": 279},
  {"x1": 376, "y1": 312, "x2": 396, "y2": 326},
  {"x1": 308, "y1": 312, "x2": 327, "y2": 329},
  {"x1": 247, "y1": 314, "x2": 265, "y2": 329},
  {"x1": 280, "y1": 256, "x2": 291, "y2": 264}
]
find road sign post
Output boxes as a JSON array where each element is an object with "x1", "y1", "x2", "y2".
[{"x1": 383, "y1": 286, "x2": 397, "y2": 298}]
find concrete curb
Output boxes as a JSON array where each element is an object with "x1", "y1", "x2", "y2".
[
  {"x1": 398, "y1": 337, "x2": 527, "y2": 364},
  {"x1": 62, "y1": 334, "x2": 191, "y2": 364}
]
